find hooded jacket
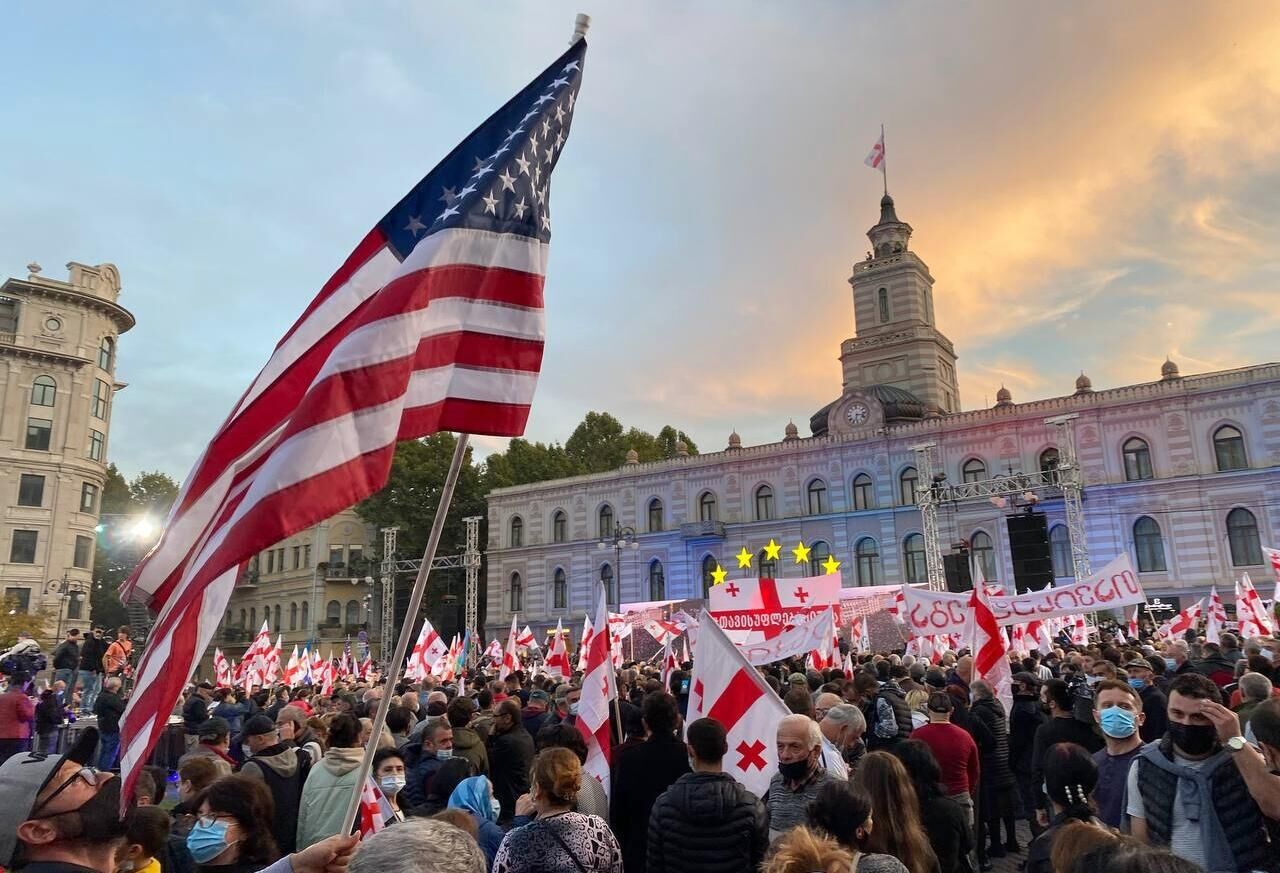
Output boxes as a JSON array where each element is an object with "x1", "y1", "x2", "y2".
[
  {"x1": 450, "y1": 725, "x2": 489, "y2": 776},
  {"x1": 646, "y1": 771, "x2": 768, "y2": 873},
  {"x1": 297, "y1": 746, "x2": 364, "y2": 849},
  {"x1": 241, "y1": 744, "x2": 307, "y2": 854}
]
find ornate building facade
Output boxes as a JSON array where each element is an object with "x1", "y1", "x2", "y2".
[
  {"x1": 484, "y1": 195, "x2": 1280, "y2": 641},
  {"x1": 0, "y1": 262, "x2": 135, "y2": 640}
]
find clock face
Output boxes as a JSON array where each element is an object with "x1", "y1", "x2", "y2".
[{"x1": 845, "y1": 403, "x2": 869, "y2": 425}]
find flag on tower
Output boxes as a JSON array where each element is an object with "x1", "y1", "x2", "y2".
[
  {"x1": 864, "y1": 130, "x2": 885, "y2": 172},
  {"x1": 577, "y1": 584, "x2": 617, "y2": 796},
  {"x1": 114, "y1": 35, "x2": 588, "y2": 806}
]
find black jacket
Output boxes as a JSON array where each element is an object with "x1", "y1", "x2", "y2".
[
  {"x1": 1008, "y1": 695, "x2": 1045, "y2": 773},
  {"x1": 94, "y1": 689, "x2": 126, "y2": 733},
  {"x1": 1031, "y1": 716, "x2": 1103, "y2": 809},
  {"x1": 1138, "y1": 684, "x2": 1168, "y2": 743},
  {"x1": 611, "y1": 735, "x2": 692, "y2": 873},
  {"x1": 918, "y1": 791, "x2": 973, "y2": 873},
  {"x1": 487, "y1": 724, "x2": 534, "y2": 823},
  {"x1": 646, "y1": 771, "x2": 768, "y2": 873},
  {"x1": 51, "y1": 641, "x2": 80, "y2": 671},
  {"x1": 969, "y1": 697, "x2": 1015, "y2": 789},
  {"x1": 183, "y1": 694, "x2": 210, "y2": 734},
  {"x1": 78, "y1": 636, "x2": 108, "y2": 673}
]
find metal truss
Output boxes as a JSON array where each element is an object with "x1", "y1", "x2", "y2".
[{"x1": 915, "y1": 413, "x2": 1090, "y2": 591}]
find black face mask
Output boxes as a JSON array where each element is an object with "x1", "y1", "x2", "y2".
[
  {"x1": 777, "y1": 757, "x2": 812, "y2": 783},
  {"x1": 45, "y1": 777, "x2": 127, "y2": 844},
  {"x1": 1167, "y1": 721, "x2": 1217, "y2": 756}
]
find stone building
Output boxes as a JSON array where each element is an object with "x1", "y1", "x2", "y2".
[
  {"x1": 0, "y1": 262, "x2": 135, "y2": 640},
  {"x1": 483, "y1": 195, "x2": 1280, "y2": 642}
]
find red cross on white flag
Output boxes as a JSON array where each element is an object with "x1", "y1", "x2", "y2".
[
  {"x1": 865, "y1": 131, "x2": 885, "y2": 171},
  {"x1": 1205, "y1": 586, "x2": 1228, "y2": 644},
  {"x1": 545, "y1": 618, "x2": 571, "y2": 681},
  {"x1": 688, "y1": 608, "x2": 789, "y2": 799},
  {"x1": 1237, "y1": 573, "x2": 1275, "y2": 639},
  {"x1": 578, "y1": 583, "x2": 617, "y2": 796}
]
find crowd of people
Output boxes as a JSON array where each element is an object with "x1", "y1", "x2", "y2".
[{"x1": 0, "y1": 623, "x2": 1278, "y2": 873}]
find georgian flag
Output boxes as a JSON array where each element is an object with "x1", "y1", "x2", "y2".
[
  {"x1": 864, "y1": 131, "x2": 885, "y2": 171},
  {"x1": 578, "y1": 584, "x2": 617, "y2": 796},
  {"x1": 213, "y1": 649, "x2": 232, "y2": 688},
  {"x1": 1205, "y1": 587, "x2": 1228, "y2": 644},
  {"x1": 407, "y1": 618, "x2": 448, "y2": 681},
  {"x1": 1158, "y1": 598, "x2": 1204, "y2": 638},
  {"x1": 500, "y1": 616, "x2": 520, "y2": 681},
  {"x1": 660, "y1": 638, "x2": 678, "y2": 690},
  {"x1": 516, "y1": 625, "x2": 537, "y2": 649},
  {"x1": 1127, "y1": 607, "x2": 1140, "y2": 642},
  {"x1": 969, "y1": 578, "x2": 1012, "y2": 714},
  {"x1": 282, "y1": 646, "x2": 302, "y2": 687},
  {"x1": 643, "y1": 619, "x2": 681, "y2": 646},
  {"x1": 545, "y1": 619, "x2": 571, "y2": 681},
  {"x1": 1236, "y1": 573, "x2": 1274, "y2": 639},
  {"x1": 577, "y1": 614, "x2": 593, "y2": 672},
  {"x1": 358, "y1": 776, "x2": 393, "y2": 837}
]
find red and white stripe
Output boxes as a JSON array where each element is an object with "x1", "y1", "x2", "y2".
[
  {"x1": 499, "y1": 616, "x2": 520, "y2": 681},
  {"x1": 969, "y1": 580, "x2": 1011, "y2": 712},
  {"x1": 545, "y1": 619, "x2": 571, "y2": 681},
  {"x1": 1236, "y1": 573, "x2": 1274, "y2": 639},
  {"x1": 578, "y1": 584, "x2": 616, "y2": 796}
]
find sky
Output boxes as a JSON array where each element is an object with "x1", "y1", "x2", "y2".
[{"x1": 4, "y1": 2, "x2": 1280, "y2": 480}]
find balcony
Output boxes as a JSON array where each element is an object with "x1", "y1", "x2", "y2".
[
  {"x1": 322, "y1": 557, "x2": 376, "y2": 580},
  {"x1": 681, "y1": 520, "x2": 726, "y2": 540}
]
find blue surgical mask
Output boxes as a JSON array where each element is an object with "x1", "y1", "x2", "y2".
[
  {"x1": 1164, "y1": 657, "x2": 1176, "y2": 671},
  {"x1": 1098, "y1": 706, "x2": 1137, "y2": 739},
  {"x1": 1128, "y1": 678, "x2": 1146, "y2": 691},
  {"x1": 187, "y1": 820, "x2": 233, "y2": 864}
]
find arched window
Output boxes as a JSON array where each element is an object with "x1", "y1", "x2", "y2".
[
  {"x1": 600, "y1": 564, "x2": 615, "y2": 606},
  {"x1": 701, "y1": 555, "x2": 718, "y2": 598},
  {"x1": 649, "y1": 560, "x2": 665, "y2": 601},
  {"x1": 273, "y1": 604, "x2": 281, "y2": 631},
  {"x1": 758, "y1": 549, "x2": 779, "y2": 579},
  {"x1": 961, "y1": 458, "x2": 987, "y2": 484},
  {"x1": 301, "y1": 601, "x2": 310, "y2": 630},
  {"x1": 903, "y1": 534, "x2": 926, "y2": 584},
  {"x1": 971, "y1": 531, "x2": 997, "y2": 582},
  {"x1": 345, "y1": 600, "x2": 359, "y2": 627},
  {"x1": 1122, "y1": 437, "x2": 1154, "y2": 481},
  {"x1": 878, "y1": 287, "x2": 890, "y2": 323},
  {"x1": 855, "y1": 538, "x2": 882, "y2": 586},
  {"x1": 1227, "y1": 508, "x2": 1263, "y2": 566},
  {"x1": 552, "y1": 510, "x2": 567, "y2": 543},
  {"x1": 1050, "y1": 525, "x2": 1072, "y2": 578},
  {"x1": 1039, "y1": 448, "x2": 1060, "y2": 473},
  {"x1": 1133, "y1": 517, "x2": 1167, "y2": 572},
  {"x1": 808, "y1": 541, "x2": 832, "y2": 577},
  {"x1": 509, "y1": 572, "x2": 523, "y2": 612},
  {"x1": 553, "y1": 568, "x2": 567, "y2": 609},
  {"x1": 249, "y1": 607, "x2": 257, "y2": 628},
  {"x1": 1214, "y1": 426, "x2": 1248, "y2": 472},
  {"x1": 648, "y1": 498, "x2": 664, "y2": 532},
  {"x1": 851, "y1": 474, "x2": 874, "y2": 511},
  {"x1": 98, "y1": 337, "x2": 114, "y2": 371},
  {"x1": 899, "y1": 467, "x2": 919, "y2": 506},
  {"x1": 598, "y1": 504, "x2": 614, "y2": 539},
  {"x1": 239, "y1": 609, "x2": 246, "y2": 628},
  {"x1": 290, "y1": 602, "x2": 298, "y2": 631},
  {"x1": 509, "y1": 516, "x2": 523, "y2": 548},
  {"x1": 325, "y1": 601, "x2": 340, "y2": 625},
  {"x1": 806, "y1": 479, "x2": 829, "y2": 515},
  {"x1": 698, "y1": 491, "x2": 717, "y2": 522},
  {"x1": 30, "y1": 376, "x2": 56, "y2": 407},
  {"x1": 754, "y1": 485, "x2": 775, "y2": 521}
]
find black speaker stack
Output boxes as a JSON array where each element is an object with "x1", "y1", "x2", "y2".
[{"x1": 1007, "y1": 512, "x2": 1054, "y2": 592}]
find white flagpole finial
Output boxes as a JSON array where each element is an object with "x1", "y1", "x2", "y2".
[{"x1": 572, "y1": 13, "x2": 591, "y2": 44}]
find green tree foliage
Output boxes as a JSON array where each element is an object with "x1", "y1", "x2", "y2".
[{"x1": 91, "y1": 466, "x2": 181, "y2": 632}]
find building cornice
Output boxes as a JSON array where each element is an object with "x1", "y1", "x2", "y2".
[
  {"x1": 2, "y1": 278, "x2": 137, "y2": 334},
  {"x1": 0, "y1": 342, "x2": 91, "y2": 371}
]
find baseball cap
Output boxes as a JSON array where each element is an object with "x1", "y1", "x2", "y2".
[
  {"x1": 529, "y1": 689, "x2": 551, "y2": 704},
  {"x1": 1124, "y1": 657, "x2": 1154, "y2": 672},
  {"x1": 198, "y1": 716, "x2": 231, "y2": 740},
  {"x1": 242, "y1": 714, "x2": 277, "y2": 737},
  {"x1": 0, "y1": 727, "x2": 100, "y2": 865}
]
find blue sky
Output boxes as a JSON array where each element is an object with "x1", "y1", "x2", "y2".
[{"x1": 4, "y1": 3, "x2": 1280, "y2": 479}]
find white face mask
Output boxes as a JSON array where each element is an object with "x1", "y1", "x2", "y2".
[
  {"x1": 436, "y1": 748, "x2": 453, "y2": 760},
  {"x1": 380, "y1": 775, "x2": 406, "y2": 797},
  {"x1": 490, "y1": 796, "x2": 502, "y2": 818}
]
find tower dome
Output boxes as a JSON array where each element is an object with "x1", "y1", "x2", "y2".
[
  {"x1": 1161, "y1": 357, "x2": 1181, "y2": 381},
  {"x1": 784, "y1": 421, "x2": 799, "y2": 441},
  {"x1": 995, "y1": 385, "x2": 1013, "y2": 407},
  {"x1": 674, "y1": 439, "x2": 689, "y2": 457},
  {"x1": 1074, "y1": 372, "x2": 1093, "y2": 394},
  {"x1": 727, "y1": 430, "x2": 742, "y2": 450},
  {"x1": 624, "y1": 448, "x2": 639, "y2": 465}
]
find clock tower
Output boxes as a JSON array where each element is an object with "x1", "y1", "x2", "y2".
[{"x1": 837, "y1": 193, "x2": 960, "y2": 418}]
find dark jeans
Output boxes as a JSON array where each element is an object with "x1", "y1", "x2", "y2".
[
  {"x1": 1014, "y1": 771, "x2": 1044, "y2": 838},
  {"x1": 0, "y1": 737, "x2": 31, "y2": 765},
  {"x1": 97, "y1": 731, "x2": 120, "y2": 770}
]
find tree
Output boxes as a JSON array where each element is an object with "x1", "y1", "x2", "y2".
[
  {"x1": 129, "y1": 471, "x2": 180, "y2": 516},
  {"x1": 565, "y1": 411, "x2": 628, "y2": 472},
  {"x1": 0, "y1": 598, "x2": 57, "y2": 651},
  {"x1": 482, "y1": 438, "x2": 578, "y2": 490}
]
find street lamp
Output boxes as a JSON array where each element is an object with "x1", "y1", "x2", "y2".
[
  {"x1": 46, "y1": 574, "x2": 88, "y2": 642},
  {"x1": 597, "y1": 523, "x2": 639, "y2": 609}
]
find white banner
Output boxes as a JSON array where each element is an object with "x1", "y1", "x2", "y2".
[
  {"x1": 731, "y1": 608, "x2": 835, "y2": 667},
  {"x1": 901, "y1": 554, "x2": 1143, "y2": 638}
]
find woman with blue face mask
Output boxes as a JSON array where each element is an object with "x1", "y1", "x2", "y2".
[
  {"x1": 188, "y1": 775, "x2": 280, "y2": 873},
  {"x1": 448, "y1": 775, "x2": 506, "y2": 870}
]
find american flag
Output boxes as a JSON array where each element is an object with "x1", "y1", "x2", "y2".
[{"x1": 116, "y1": 37, "x2": 587, "y2": 805}]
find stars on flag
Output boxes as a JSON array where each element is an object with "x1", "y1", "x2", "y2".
[
  {"x1": 498, "y1": 169, "x2": 517, "y2": 192},
  {"x1": 404, "y1": 215, "x2": 427, "y2": 237}
]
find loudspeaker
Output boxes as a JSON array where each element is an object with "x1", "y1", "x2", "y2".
[
  {"x1": 1007, "y1": 512, "x2": 1054, "y2": 592},
  {"x1": 943, "y1": 553, "x2": 974, "y2": 593}
]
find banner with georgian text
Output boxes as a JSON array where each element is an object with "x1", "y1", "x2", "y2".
[
  {"x1": 901, "y1": 554, "x2": 1143, "y2": 638},
  {"x1": 708, "y1": 576, "x2": 841, "y2": 642}
]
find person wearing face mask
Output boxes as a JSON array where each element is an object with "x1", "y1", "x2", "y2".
[
  {"x1": 0, "y1": 728, "x2": 126, "y2": 873},
  {"x1": 402, "y1": 719, "x2": 454, "y2": 810},
  {"x1": 188, "y1": 775, "x2": 279, "y2": 873},
  {"x1": 765, "y1": 714, "x2": 833, "y2": 842},
  {"x1": 1088, "y1": 680, "x2": 1145, "y2": 828},
  {"x1": 1126, "y1": 672, "x2": 1271, "y2": 872},
  {"x1": 238, "y1": 715, "x2": 308, "y2": 855},
  {"x1": 486, "y1": 700, "x2": 533, "y2": 825},
  {"x1": 1122, "y1": 658, "x2": 1168, "y2": 742},
  {"x1": 372, "y1": 748, "x2": 409, "y2": 823},
  {"x1": 447, "y1": 696, "x2": 489, "y2": 777},
  {"x1": 448, "y1": 776, "x2": 505, "y2": 869}
]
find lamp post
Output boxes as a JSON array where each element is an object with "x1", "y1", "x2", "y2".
[
  {"x1": 597, "y1": 522, "x2": 639, "y2": 613},
  {"x1": 46, "y1": 573, "x2": 88, "y2": 643}
]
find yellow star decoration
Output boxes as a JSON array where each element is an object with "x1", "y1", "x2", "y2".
[
  {"x1": 735, "y1": 547, "x2": 753, "y2": 569},
  {"x1": 710, "y1": 564, "x2": 728, "y2": 586},
  {"x1": 763, "y1": 539, "x2": 782, "y2": 561},
  {"x1": 792, "y1": 541, "x2": 811, "y2": 565},
  {"x1": 822, "y1": 554, "x2": 842, "y2": 575}
]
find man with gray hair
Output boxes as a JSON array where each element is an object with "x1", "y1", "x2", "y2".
[
  {"x1": 818, "y1": 703, "x2": 865, "y2": 780},
  {"x1": 351, "y1": 818, "x2": 485, "y2": 873},
  {"x1": 765, "y1": 713, "x2": 831, "y2": 841},
  {"x1": 1237, "y1": 672, "x2": 1274, "y2": 734}
]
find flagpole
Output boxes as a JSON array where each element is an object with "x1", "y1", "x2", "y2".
[
  {"x1": 337, "y1": 432, "x2": 472, "y2": 837},
  {"x1": 880, "y1": 123, "x2": 888, "y2": 197}
]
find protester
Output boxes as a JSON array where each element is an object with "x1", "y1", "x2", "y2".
[
  {"x1": 371, "y1": 747, "x2": 408, "y2": 823},
  {"x1": 762, "y1": 826, "x2": 853, "y2": 873},
  {"x1": 238, "y1": 713, "x2": 307, "y2": 853},
  {"x1": 78, "y1": 627, "x2": 109, "y2": 715},
  {"x1": 487, "y1": 699, "x2": 534, "y2": 825},
  {"x1": 1123, "y1": 657, "x2": 1169, "y2": 743},
  {"x1": 818, "y1": 703, "x2": 864, "y2": 780},
  {"x1": 968, "y1": 679, "x2": 1017, "y2": 860},
  {"x1": 610, "y1": 692, "x2": 691, "y2": 872},
  {"x1": 211, "y1": 690, "x2": 250, "y2": 738},
  {"x1": 493, "y1": 747, "x2": 622, "y2": 873},
  {"x1": 51, "y1": 629, "x2": 81, "y2": 691},
  {"x1": 1008, "y1": 671, "x2": 1046, "y2": 838},
  {"x1": 122, "y1": 804, "x2": 171, "y2": 873},
  {"x1": 850, "y1": 751, "x2": 939, "y2": 873},
  {"x1": 909, "y1": 692, "x2": 979, "y2": 834},
  {"x1": 1024, "y1": 743, "x2": 1105, "y2": 873},
  {"x1": 807, "y1": 780, "x2": 910, "y2": 873},
  {"x1": 1032, "y1": 678, "x2": 1102, "y2": 826},
  {"x1": 1045, "y1": 821, "x2": 1120, "y2": 873},
  {"x1": 521, "y1": 690, "x2": 553, "y2": 736},
  {"x1": 447, "y1": 776, "x2": 505, "y2": 868},
  {"x1": 0, "y1": 670, "x2": 36, "y2": 762},
  {"x1": 350, "y1": 818, "x2": 485, "y2": 873},
  {"x1": 646, "y1": 716, "x2": 768, "y2": 873},
  {"x1": 36, "y1": 686, "x2": 66, "y2": 755},
  {"x1": 183, "y1": 684, "x2": 216, "y2": 751},
  {"x1": 276, "y1": 705, "x2": 324, "y2": 762},
  {"x1": 890, "y1": 740, "x2": 972, "y2": 873},
  {"x1": 179, "y1": 718, "x2": 236, "y2": 778},
  {"x1": 534, "y1": 722, "x2": 608, "y2": 818},
  {"x1": 1089, "y1": 679, "x2": 1145, "y2": 829},
  {"x1": 174, "y1": 757, "x2": 223, "y2": 839},
  {"x1": 297, "y1": 713, "x2": 364, "y2": 849},
  {"x1": 1234, "y1": 671, "x2": 1271, "y2": 734},
  {"x1": 93, "y1": 676, "x2": 126, "y2": 770},
  {"x1": 189, "y1": 775, "x2": 280, "y2": 873},
  {"x1": 448, "y1": 696, "x2": 489, "y2": 776},
  {"x1": 419, "y1": 757, "x2": 476, "y2": 817},
  {"x1": 866, "y1": 670, "x2": 913, "y2": 750},
  {"x1": 1126, "y1": 673, "x2": 1271, "y2": 871},
  {"x1": 766, "y1": 714, "x2": 834, "y2": 841},
  {"x1": 404, "y1": 718, "x2": 454, "y2": 808},
  {"x1": 103, "y1": 627, "x2": 133, "y2": 680}
]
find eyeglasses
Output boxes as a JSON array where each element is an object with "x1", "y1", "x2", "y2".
[{"x1": 31, "y1": 767, "x2": 109, "y2": 817}]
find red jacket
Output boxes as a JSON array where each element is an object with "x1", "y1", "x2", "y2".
[{"x1": 0, "y1": 688, "x2": 35, "y2": 739}]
